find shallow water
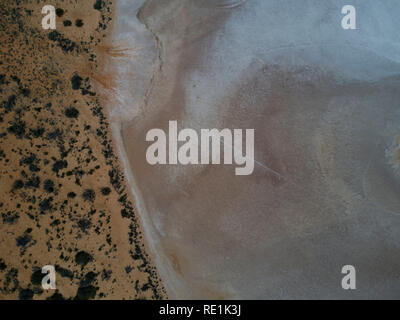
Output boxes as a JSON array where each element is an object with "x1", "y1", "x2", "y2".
[{"x1": 110, "y1": 0, "x2": 400, "y2": 298}]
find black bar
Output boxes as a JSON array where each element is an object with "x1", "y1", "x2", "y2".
[{"x1": 0, "y1": 300, "x2": 389, "y2": 319}]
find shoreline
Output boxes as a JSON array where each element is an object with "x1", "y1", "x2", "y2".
[
  {"x1": 87, "y1": 0, "x2": 169, "y2": 299},
  {"x1": 100, "y1": 0, "x2": 177, "y2": 298}
]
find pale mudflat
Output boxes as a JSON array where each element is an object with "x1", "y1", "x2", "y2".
[{"x1": 107, "y1": 0, "x2": 400, "y2": 299}]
